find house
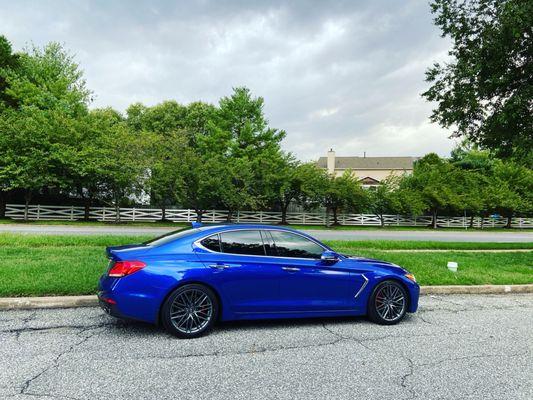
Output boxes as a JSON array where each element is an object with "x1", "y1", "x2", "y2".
[{"x1": 316, "y1": 149, "x2": 416, "y2": 188}]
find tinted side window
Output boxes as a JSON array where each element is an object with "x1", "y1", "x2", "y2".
[
  {"x1": 261, "y1": 231, "x2": 277, "y2": 256},
  {"x1": 201, "y1": 234, "x2": 221, "y2": 252},
  {"x1": 270, "y1": 231, "x2": 324, "y2": 259},
  {"x1": 220, "y1": 230, "x2": 265, "y2": 256}
]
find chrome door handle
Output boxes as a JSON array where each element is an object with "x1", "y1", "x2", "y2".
[
  {"x1": 282, "y1": 267, "x2": 300, "y2": 272},
  {"x1": 208, "y1": 264, "x2": 229, "y2": 270}
]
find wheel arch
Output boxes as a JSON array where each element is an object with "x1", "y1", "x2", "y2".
[
  {"x1": 157, "y1": 280, "x2": 224, "y2": 326},
  {"x1": 368, "y1": 276, "x2": 411, "y2": 311}
]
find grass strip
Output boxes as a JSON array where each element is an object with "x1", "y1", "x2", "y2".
[{"x1": 0, "y1": 234, "x2": 531, "y2": 296}]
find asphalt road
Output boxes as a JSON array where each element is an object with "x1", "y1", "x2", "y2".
[
  {"x1": 1, "y1": 294, "x2": 531, "y2": 400},
  {"x1": 1, "y1": 223, "x2": 533, "y2": 242}
]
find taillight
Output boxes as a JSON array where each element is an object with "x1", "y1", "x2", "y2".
[{"x1": 108, "y1": 260, "x2": 146, "y2": 278}]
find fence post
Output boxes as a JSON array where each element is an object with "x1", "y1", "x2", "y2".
[
  {"x1": 103, "y1": 207, "x2": 106, "y2": 222},
  {"x1": 71, "y1": 206, "x2": 74, "y2": 221},
  {"x1": 132, "y1": 208, "x2": 136, "y2": 222}
]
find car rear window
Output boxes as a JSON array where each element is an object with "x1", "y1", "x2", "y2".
[
  {"x1": 144, "y1": 227, "x2": 200, "y2": 246},
  {"x1": 200, "y1": 234, "x2": 221, "y2": 252}
]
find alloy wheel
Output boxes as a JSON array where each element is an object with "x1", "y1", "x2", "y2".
[
  {"x1": 374, "y1": 283, "x2": 406, "y2": 322},
  {"x1": 170, "y1": 288, "x2": 213, "y2": 334}
]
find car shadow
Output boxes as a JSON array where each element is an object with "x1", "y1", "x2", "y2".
[
  {"x1": 103, "y1": 313, "x2": 369, "y2": 336},
  {"x1": 103, "y1": 313, "x2": 416, "y2": 338}
]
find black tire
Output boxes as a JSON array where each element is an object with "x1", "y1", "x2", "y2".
[
  {"x1": 367, "y1": 280, "x2": 408, "y2": 325},
  {"x1": 161, "y1": 284, "x2": 219, "y2": 338}
]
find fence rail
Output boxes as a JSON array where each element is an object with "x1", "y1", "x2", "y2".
[{"x1": 4, "y1": 204, "x2": 533, "y2": 228}]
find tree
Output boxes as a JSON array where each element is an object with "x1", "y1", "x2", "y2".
[
  {"x1": 0, "y1": 42, "x2": 90, "y2": 219},
  {"x1": 404, "y1": 153, "x2": 462, "y2": 228},
  {"x1": 269, "y1": 159, "x2": 326, "y2": 225},
  {"x1": 0, "y1": 35, "x2": 21, "y2": 217},
  {"x1": 366, "y1": 175, "x2": 403, "y2": 227},
  {"x1": 0, "y1": 35, "x2": 21, "y2": 110},
  {"x1": 423, "y1": 0, "x2": 533, "y2": 161},
  {"x1": 148, "y1": 130, "x2": 191, "y2": 221},
  {"x1": 489, "y1": 160, "x2": 532, "y2": 228},
  {"x1": 93, "y1": 110, "x2": 151, "y2": 221},
  {"x1": 314, "y1": 171, "x2": 367, "y2": 226},
  {"x1": 214, "y1": 87, "x2": 287, "y2": 211}
]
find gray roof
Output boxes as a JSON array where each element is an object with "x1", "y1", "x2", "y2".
[{"x1": 316, "y1": 156, "x2": 416, "y2": 170}]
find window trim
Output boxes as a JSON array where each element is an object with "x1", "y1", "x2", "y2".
[{"x1": 194, "y1": 228, "x2": 329, "y2": 261}]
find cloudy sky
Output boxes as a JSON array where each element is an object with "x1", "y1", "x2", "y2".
[{"x1": 0, "y1": 0, "x2": 457, "y2": 161}]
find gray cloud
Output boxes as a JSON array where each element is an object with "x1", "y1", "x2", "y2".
[{"x1": 0, "y1": 0, "x2": 457, "y2": 160}]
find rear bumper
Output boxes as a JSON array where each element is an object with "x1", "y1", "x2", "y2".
[
  {"x1": 97, "y1": 292, "x2": 124, "y2": 319},
  {"x1": 98, "y1": 273, "x2": 162, "y2": 324}
]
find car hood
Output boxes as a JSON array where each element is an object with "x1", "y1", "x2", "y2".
[{"x1": 342, "y1": 255, "x2": 407, "y2": 274}]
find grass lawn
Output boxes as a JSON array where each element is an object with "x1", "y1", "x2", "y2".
[{"x1": 0, "y1": 233, "x2": 531, "y2": 297}]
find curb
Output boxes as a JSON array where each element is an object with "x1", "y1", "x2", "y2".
[
  {"x1": 0, "y1": 284, "x2": 532, "y2": 310},
  {"x1": 0, "y1": 295, "x2": 97, "y2": 310},
  {"x1": 420, "y1": 284, "x2": 533, "y2": 295}
]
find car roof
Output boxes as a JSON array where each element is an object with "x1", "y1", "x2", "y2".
[
  {"x1": 194, "y1": 224, "x2": 304, "y2": 234},
  {"x1": 145, "y1": 223, "x2": 330, "y2": 250}
]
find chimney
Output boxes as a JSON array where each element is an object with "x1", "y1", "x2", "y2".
[{"x1": 327, "y1": 148, "x2": 335, "y2": 174}]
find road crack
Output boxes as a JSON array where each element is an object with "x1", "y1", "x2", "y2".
[{"x1": 19, "y1": 325, "x2": 105, "y2": 398}]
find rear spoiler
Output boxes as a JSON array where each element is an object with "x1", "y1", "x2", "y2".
[{"x1": 105, "y1": 244, "x2": 146, "y2": 258}]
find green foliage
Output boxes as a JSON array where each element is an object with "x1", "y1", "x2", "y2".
[
  {"x1": 303, "y1": 170, "x2": 368, "y2": 225},
  {"x1": 401, "y1": 153, "x2": 463, "y2": 227},
  {"x1": 366, "y1": 175, "x2": 403, "y2": 225},
  {"x1": 424, "y1": 0, "x2": 533, "y2": 160},
  {"x1": 0, "y1": 35, "x2": 21, "y2": 110}
]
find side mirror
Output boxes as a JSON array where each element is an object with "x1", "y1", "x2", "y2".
[{"x1": 321, "y1": 250, "x2": 339, "y2": 263}]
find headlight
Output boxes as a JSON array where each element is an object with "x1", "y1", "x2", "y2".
[{"x1": 405, "y1": 273, "x2": 416, "y2": 283}]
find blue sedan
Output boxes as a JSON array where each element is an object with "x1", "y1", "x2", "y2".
[{"x1": 98, "y1": 224, "x2": 419, "y2": 338}]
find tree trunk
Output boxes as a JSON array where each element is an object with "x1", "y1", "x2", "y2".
[
  {"x1": 195, "y1": 210, "x2": 203, "y2": 223},
  {"x1": 431, "y1": 209, "x2": 438, "y2": 229},
  {"x1": 469, "y1": 215, "x2": 474, "y2": 229},
  {"x1": 226, "y1": 210, "x2": 233, "y2": 222},
  {"x1": 332, "y1": 207, "x2": 339, "y2": 225},
  {"x1": 280, "y1": 203, "x2": 289, "y2": 225},
  {"x1": 505, "y1": 215, "x2": 513, "y2": 229},
  {"x1": 24, "y1": 190, "x2": 32, "y2": 221},
  {"x1": 161, "y1": 204, "x2": 167, "y2": 222},
  {"x1": 0, "y1": 192, "x2": 7, "y2": 219},
  {"x1": 379, "y1": 213, "x2": 384, "y2": 227},
  {"x1": 83, "y1": 196, "x2": 92, "y2": 221},
  {"x1": 114, "y1": 193, "x2": 120, "y2": 223}
]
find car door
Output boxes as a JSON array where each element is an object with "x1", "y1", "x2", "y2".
[
  {"x1": 194, "y1": 229, "x2": 283, "y2": 314},
  {"x1": 268, "y1": 230, "x2": 366, "y2": 312}
]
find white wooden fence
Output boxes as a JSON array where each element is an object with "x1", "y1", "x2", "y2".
[{"x1": 4, "y1": 204, "x2": 533, "y2": 228}]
